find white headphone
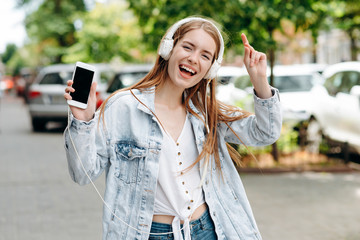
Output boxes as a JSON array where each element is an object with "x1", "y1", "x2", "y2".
[{"x1": 158, "y1": 17, "x2": 224, "y2": 79}]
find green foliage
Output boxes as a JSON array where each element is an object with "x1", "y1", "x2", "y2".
[
  {"x1": 12, "y1": 0, "x2": 358, "y2": 72},
  {"x1": 24, "y1": 0, "x2": 86, "y2": 63},
  {"x1": 1, "y1": 44, "x2": 18, "y2": 64},
  {"x1": 331, "y1": 0, "x2": 360, "y2": 60},
  {"x1": 127, "y1": 0, "x2": 324, "y2": 57},
  {"x1": 237, "y1": 122, "x2": 300, "y2": 157},
  {"x1": 277, "y1": 123, "x2": 300, "y2": 154},
  {"x1": 63, "y1": 2, "x2": 145, "y2": 64},
  {"x1": 4, "y1": 43, "x2": 41, "y2": 75}
]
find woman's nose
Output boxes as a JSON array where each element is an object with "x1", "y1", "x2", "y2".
[{"x1": 187, "y1": 52, "x2": 199, "y2": 64}]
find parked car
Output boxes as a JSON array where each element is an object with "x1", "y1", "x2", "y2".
[
  {"x1": 215, "y1": 66, "x2": 253, "y2": 109},
  {"x1": 215, "y1": 64, "x2": 326, "y2": 118},
  {"x1": 16, "y1": 67, "x2": 38, "y2": 102},
  {"x1": 104, "y1": 64, "x2": 153, "y2": 98},
  {"x1": 27, "y1": 63, "x2": 115, "y2": 131},
  {"x1": 270, "y1": 64, "x2": 324, "y2": 125},
  {"x1": 306, "y1": 61, "x2": 360, "y2": 154}
]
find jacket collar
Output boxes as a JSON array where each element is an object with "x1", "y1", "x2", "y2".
[
  {"x1": 135, "y1": 87, "x2": 206, "y2": 134},
  {"x1": 135, "y1": 87, "x2": 157, "y2": 116}
]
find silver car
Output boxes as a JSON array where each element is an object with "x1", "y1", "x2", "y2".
[{"x1": 27, "y1": 63, "x2": 114, "y2": 131}]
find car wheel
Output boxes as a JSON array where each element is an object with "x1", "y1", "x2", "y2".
[
  {"x1": 306, "y1": 118, "x2": 323, "y2": 154},
  {"x1": 32, "y1": 117, "x2": 47, "y2": 132}
]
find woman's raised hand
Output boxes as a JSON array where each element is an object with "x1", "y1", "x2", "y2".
[
  {"x1": 64, "y1": 80, "x2": 97, "y2": 122},
  {"x1": 241, "y1": 33, "x2": 272, "y2": 99}
]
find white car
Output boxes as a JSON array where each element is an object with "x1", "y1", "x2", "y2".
[
  {"x1": 270, "y1": 64, "x2": 325, "y2": 125},
  {"x1": 306, "y1": 61, "x2": 360, "y2": 154}
]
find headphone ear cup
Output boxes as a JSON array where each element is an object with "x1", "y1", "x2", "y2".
[
  {"x1": 158, "y1": 39, "x2": 174, "y2": 60},
  {"x1": 205, "y1": 60, "x2": 221, "y2": 79}
]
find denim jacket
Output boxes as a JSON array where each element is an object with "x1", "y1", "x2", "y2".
[{"x1": 64, "y1": 87, "x2": 282, "y2": 240}]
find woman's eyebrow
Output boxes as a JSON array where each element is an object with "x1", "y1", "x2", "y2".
[{"x1": 183, "y1": 40, "x2": 214, "y2": 57}]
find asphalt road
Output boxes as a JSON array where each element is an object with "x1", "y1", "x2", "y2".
[{"x1": 1, "y1": 93, "x2": 360, "y2": 240}]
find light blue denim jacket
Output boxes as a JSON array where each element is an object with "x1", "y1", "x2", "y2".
[{"x1": 64, "y1": 87, "x2": 282, "y2": 240}]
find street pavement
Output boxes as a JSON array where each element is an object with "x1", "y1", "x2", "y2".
[{"x1": 1, "y1": 93, "x2": 360, "y2": 240}]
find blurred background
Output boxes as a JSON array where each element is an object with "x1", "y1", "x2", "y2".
[{"x1": 1, "y1": 0, "x2": 360, "y2": 240}]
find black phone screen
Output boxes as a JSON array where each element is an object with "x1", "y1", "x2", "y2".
[{"x1": 70, "y1": 66, "x2": 94, "y2": 104}]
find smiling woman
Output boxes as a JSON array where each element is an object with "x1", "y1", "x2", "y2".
[{"x1": 63, "y1": 16, "x2": 282, "y2": 240}]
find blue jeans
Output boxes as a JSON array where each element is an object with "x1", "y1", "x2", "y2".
[{"x1": 149, "y1": 208, "x2": 217, "y2": 240}]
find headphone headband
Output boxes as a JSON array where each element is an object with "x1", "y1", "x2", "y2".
[{"x1": 158, "y1": 17, "x2": 224, "y2": 79}]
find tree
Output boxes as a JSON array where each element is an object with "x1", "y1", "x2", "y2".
[
  {"x1": 1, "y1": 44, "x2": 18, "y2": 64},
  {"x1": 21, "y1": 0, "x2": 87, "y2": 64},
  {"x1": 63, "y1": 2, "x2": 145, "y2": 63},
  {"x1": 332, "y1": 0, "x2": 360, "y2": 61}
]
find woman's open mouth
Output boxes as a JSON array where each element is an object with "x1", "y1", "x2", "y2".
[{"x1": 179, "y1": 64, "x2": 197, "y2": 77}]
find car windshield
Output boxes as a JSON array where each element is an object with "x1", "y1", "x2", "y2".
[
  {"x1": 39, "y1": 71, "x2": 72, "y2": 85},
  {"x1": 271, "y1": 75, "x2": 313, "y2": 92},
  {"x1": 107, "y1": 71, "x2": 148, "y2": 93}
]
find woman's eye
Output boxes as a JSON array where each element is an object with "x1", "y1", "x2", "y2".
[
  {"x1": 202, "y1": 54, "x2": 210, "y2": 60},
  {"x1": 183, "y1": 45, "x2": 191, "y2": 50}
]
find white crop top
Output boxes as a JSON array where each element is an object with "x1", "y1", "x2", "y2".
[{"x1": 154, "y1": 114, "x2": 205, "y2": 240}]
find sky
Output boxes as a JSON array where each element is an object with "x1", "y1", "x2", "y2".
[{"x1": 0, "y1": 1, "x2": 27, "y2": 53}]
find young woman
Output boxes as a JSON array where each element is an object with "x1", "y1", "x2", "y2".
[{"x1": 64, "y1": 16, "x2": 282, "y2": 240}]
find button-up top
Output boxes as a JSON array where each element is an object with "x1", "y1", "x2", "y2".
[
  {"x1": 64, "y1": 87, "x2": 282, "y2": 240},
  {"x1": 154, "y1": 113, "x2": 205, "y2": 240}
]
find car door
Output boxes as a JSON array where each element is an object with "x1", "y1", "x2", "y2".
[
  {"x1": 334, "y1": 71, "x2": 360, "y2": 146},
  {"x1": 316, "y1": 72, "x2": 343, "y2": 139}
]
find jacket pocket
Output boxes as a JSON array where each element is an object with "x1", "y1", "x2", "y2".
[{"x1": 114, "y1": 142, "x2": 147, "y2": 184}]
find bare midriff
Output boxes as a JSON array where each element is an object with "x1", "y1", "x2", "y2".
[{"x1": 152, "y1": 203, "x2": 207, "y2": 224}]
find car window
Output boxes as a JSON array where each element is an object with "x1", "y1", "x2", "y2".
[
  {"x1": 107, "y1": 72, "x2": 148, "y2": 93},
  {"x1": 39, "y1": 72, "x2": 72, "y2": 85},
  {"x1": 217, "y1": 76, "x2": 231, "y2": 85},
  {"x1": 100, "y1": 70, "x2": 115, "y2": 84},
  {"x1": 271, "y1": 75, "x2": 313, "y2": 92},
  {"x1": 324, "y1": 71, "x2": 360, "y2": 96}
]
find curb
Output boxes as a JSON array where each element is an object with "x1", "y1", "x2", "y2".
[{"x1": 238, "y1": 164, "x2": 360, "y2": 174}]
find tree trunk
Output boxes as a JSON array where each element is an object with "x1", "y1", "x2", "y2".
[
  {"x1": 268, "y1": 48, "x2": 279, "y2": 162},
  {"x1": 349, "y1": 32, "x2": 358, "y2": 61}
]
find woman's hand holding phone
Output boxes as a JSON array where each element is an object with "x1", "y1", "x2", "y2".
[{"x1": 64, "y1": 80, "x2": 97, "y2": 122}]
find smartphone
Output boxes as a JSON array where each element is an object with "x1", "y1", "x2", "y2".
[{"x1": 67, "y1": 61, "x2": 96, "y2": 109}]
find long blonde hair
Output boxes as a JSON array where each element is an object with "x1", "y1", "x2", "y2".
[{"x1": 99, "y1": 18, "x2": 252, "y2": 174}]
